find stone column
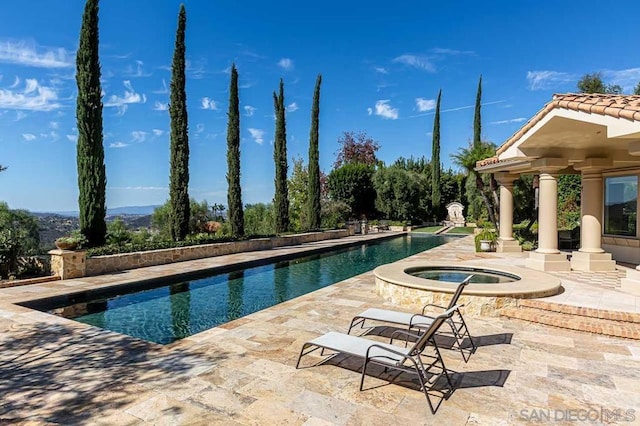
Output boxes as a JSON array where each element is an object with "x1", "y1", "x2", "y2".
[
  {"x1": 571, "y1": 159, "x2": 615, "y2": 271},
  {"x1": 536, "y1": 172, "x2": 560, "y2": 254},
  {"x1": 49, "y1": 249, "x2": 86, "y2": 280},
  {"x1": 525, "y1": 159, "x2": 571, "y2": 271},
  {"x1": 495, "y1": 173, "x2": 521, "y2": 252}
]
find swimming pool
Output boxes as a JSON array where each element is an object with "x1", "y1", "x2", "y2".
[{"x1": 31, "y1": 234, "x2": 455, "y2": 344}]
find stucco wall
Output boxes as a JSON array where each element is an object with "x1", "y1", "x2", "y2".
[
  {"x1": 603, "y1": 238, "x2": 640, "y2": 265},
  {"x1": 84, "y1": 230, "x2": 349, "y2": 277}
]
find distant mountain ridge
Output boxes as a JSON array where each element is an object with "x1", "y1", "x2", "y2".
[{"x1": 35, "y1": 205, "x2": 160, "y2": 217}]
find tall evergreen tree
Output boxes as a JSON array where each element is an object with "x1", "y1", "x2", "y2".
[
  {"x1": 226, "y1": 64, "x2": 244, "y2": 237},
  {"x1": 168, "y1": 4, "x2": 190, "y2": 241},
  {"x1": 307, "y1": 74, "x2": 322, "y2": 230},
  {"x1": 473, "y1": 75, "x2": 482, "y2": 149},
  {"x1": 431, "y1": 89, "x2": 442, "y2": 215},
  {"x1": 76, "y1": 0, "x2": 106, "y2": 247},
  {"x1": 273, "y1": 79, "x2": 289, "y2": 233}
]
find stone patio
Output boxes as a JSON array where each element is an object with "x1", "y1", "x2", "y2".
[{"x1": 1, "y1": 234, "x2": 639, "y2": 424}]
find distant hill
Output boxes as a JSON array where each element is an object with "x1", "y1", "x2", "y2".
[
  {"x1": 37, "y1": 205, "x2": 160, "y2": 217},
  {"x1": 34, "y1": 209, "x2": 155, "y2": 249},
  {"x1": 107, "y1": 205, "x2": 160, "y2": 216}
]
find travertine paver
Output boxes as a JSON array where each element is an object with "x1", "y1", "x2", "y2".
[{"x1": 0, "y1": 234, "x2": 639, "y2": 424}]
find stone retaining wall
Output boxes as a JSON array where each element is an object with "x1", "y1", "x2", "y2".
[{"x1": 83, "y1": 230, "x2": 349, "y2": 277}]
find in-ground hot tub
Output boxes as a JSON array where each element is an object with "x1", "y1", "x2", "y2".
[
  {"x1": 374, "y1": 261, "x2": 562, "y2": 316},
  {"x1": 407, "y1": 266, "x2": 520, "y2": 284}
]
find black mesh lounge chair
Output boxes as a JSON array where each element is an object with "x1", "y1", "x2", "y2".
[
  {"x1": 347, "y1": 275, "x2": 476, "y2": 362},
  {"x1": 296, "y1": 306, "x2": 458, "y2": 414}
]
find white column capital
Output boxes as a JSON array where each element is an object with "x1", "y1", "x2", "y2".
[
  {"x1": 494, "y1": 172, "x2": 519, "y2": 187},
  {"x1": 531, "y1": 158, "x2": 568, "y2": 174},
  {"x1": 573, "y1": 158, "x2": 612, "y2": 173}
]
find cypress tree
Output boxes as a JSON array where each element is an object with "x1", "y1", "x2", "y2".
[
  {"x1": 168, "y1": 4, "x2": 190, "y2": 241},
  {"x1": 307, "y1": 74, "x2": 322, "y2": 230},
  {"x1": 273, "y1": 79, "x2": 289, "y2": 233},
  {"x1": 76, "y1": 0, "x2": 106, "y2": 247},
  {"x1": 473, "y1": 75, "x2": 482, "y2": 149},
  {"x1": 226, "y1": 64, "x2": 244, "y2": 237},
  {"x1": 431, "y1": 89, "x2": 442, "y2": 215}
]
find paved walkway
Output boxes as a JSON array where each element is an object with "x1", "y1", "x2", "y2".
[
  {"x1": 476, "y1": 246, "x2": 640, "y2": 314},
  {"x1": 1, "y1": 234, "x2": 639, "y2": 424}
]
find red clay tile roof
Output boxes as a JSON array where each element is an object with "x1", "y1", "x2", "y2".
[{"x1": 477, "y1": 93, "x2": 640, "y2": 168}]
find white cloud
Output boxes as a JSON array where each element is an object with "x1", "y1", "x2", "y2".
[
  {"x1": 0, "y1": 78, "x2": 61, "y2": 111},
  {"x1": 201, "y1": 97, "x2": 218, "y2": 110},
  {"x1": 152, "y1": 79, "x2": 169, "y2": 94},
  {"x1": 66, "y1": 134, "x2": 77, "y2": 142},
  {"x1": 248, "y1": 128, "x2": 265, "y2": 144},
  {"x1": 373, "y1": 100, "x2": 399, "y2": 120},
  {"x1": 490, "y1": 117, "x2": 527, "y2": 125},
  {"x1": 244, "y1": 105, "x2": 256, "y2": 117},
  {"x1": 152, "y1": 129, "x2": 164, "y2": 136},
  {"x1": 415, "y1": 97, "x2": 436, "y2": 112},
  {"x1": 14, "y1": 111, "x2": 27, "y2": 121},
  {"x1": 186, "y1": 59, "x2": 207, "y2": 79},
  {"x1": 109, "y1": 142, "x2": 129, "y2": 148},
  {"x1": 104, "y1": 80, "x2": 146, "y2": 115},
  {"x1": 526, "y1": 70, "x2": 574, "y2": 90},
  {"x1": 153, "y1": 101, "x2": 168, "y2": 111},
  {"x1": 0, "y1": 39, "x2": 73, "y2": 68},
  {"x1": 195, "y1": 123, "x2": 205, "y2": 134},
  {"x1": 131, "y1": 131, "x2": 147, "y2": 143},
  {"x1": 125, "y1": 60, "x2": 151, "y2": 77},
  {"x1": 10, "y1": 76, "x2": 20, "y2": 88},
  {"x1": 367, "y1": 107, "x2": 373, "y2": 116},
  {"x1": 39, "y1": 130, "x2": 59, "y2": 141},
  {"x1": 392, "y1": 54, "x2": 435, "y2": 72},
  {"x1": 49, "y1": 121, "x2": 59, "y2": 129},
  {"x1": 286, "y1": 102, "x2": 298, "y2": 112},
  {"x1": 22, "y1": 133, "x2": 36, "y2": 141},
  {"x1": 406, "y1": 99, "x2": 506, "y2": 119},
  {"x1": 431, "y1": 47, "x2": 475, "y2": 56},
  {"x1": 374, "y1": 67, "x2": 388, "y2": 74},
  {"x1": 277, "y1": 58, "x2": 294, "y2": 71},
  {"x1": 603, "y1": 68, "x2": 640, "y2": 91}
]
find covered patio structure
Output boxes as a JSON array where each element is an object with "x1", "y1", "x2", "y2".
[{"x1": 477, "y1": 93, "x2": 640, "y2": 294}]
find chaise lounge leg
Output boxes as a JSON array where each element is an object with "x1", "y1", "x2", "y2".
[{"x1": 359, "y1": 357, "x2": 369, "y2": 391}]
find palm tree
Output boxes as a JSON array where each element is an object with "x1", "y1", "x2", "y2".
[{"x1": 451, "y1": 140, "x2": 498, "y2": 228}]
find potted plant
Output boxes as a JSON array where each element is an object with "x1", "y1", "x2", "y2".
[
  {"x1": 55, "y1": 233, "x2": 87, "y2": 251},
  {"x1": 474, "y1": 227, "x2": 497, "y2": 252}
]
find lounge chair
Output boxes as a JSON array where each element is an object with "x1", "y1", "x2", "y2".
[
  {"x1": 296, "y1": 306, "x2": 458, "y2": 414},
  {"x1": 347, "y1": 275, "x2": 476, "y2": 362}
]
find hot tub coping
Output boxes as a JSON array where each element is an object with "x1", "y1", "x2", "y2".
[{"x1": 373, "y1": 260, "x2": 562, "y2": 298}]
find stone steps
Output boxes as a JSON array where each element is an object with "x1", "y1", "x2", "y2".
[
  {"x1": 518, "y1": 299, "x2": 640, "y2": 323},
  {"x1": 500, "y1": 300, "x2": 640, "y2": 340}
]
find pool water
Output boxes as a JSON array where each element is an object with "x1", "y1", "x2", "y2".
[
  {"x1": 45, "y1": 234, "x2": 454, "y2": 344},
  {"x1": 410, "y1": 268, "x2": 519, "y2": 284}
]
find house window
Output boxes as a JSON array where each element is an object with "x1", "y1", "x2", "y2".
[{"x1": 604, "y1": 176, "x2": 638, "y2": 237}]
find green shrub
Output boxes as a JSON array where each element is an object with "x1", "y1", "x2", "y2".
[
  {"x1": 55, "y1": 231, "x2": 88, "y2": 249},
  {"x1": 474, "y1": 227, "x2": 497, "y2": 252},
  {"x1": 0, "y1": 203, "x2": 40, "y2": 279},
  {"x1": 244, "y1": 203, "x2": 275, "y2": 235},
  {"x1": 320, "y1": 200, "x2": 350, "y2": 229},
  {"x1": 106, "y1": 218, "x2": 132, "y2": 245},
  {"x1": 152, "y1": 199, "x2": 216, "y2": 239},
  {"x1": 86, "y1": 235, "x2": 240, "y2": 257}
]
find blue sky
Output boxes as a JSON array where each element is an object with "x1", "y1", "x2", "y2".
[{"x1": 2, "y1": 0, "x2": 640, "y2": 212}]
